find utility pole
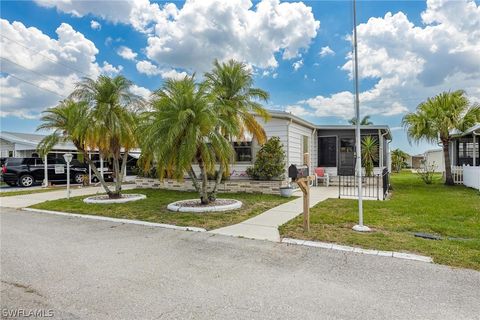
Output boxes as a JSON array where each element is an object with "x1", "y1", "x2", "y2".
[{"x1": 352, "y1": 0, "x2": 371, "y2": 232}]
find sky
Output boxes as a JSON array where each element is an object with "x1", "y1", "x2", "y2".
[{"x1": 1, "y1": 0, "x2": 479, "y2": 155}]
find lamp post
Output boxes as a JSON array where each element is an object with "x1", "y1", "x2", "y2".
[{"x1": 63, "y1": 153, "x2": 73, "y2": 199}]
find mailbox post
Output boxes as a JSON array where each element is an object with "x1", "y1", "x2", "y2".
[
  {"x1": 288, "y1": 164, "x2": 314, "y2": 232},
  {"x1": 63, "y1": 153, "x2": 73, "y2": 199}
]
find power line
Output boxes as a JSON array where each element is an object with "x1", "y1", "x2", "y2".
[
  {"x1": 0, "y1": 56, "x2": 68, "y2": 88},
  {"x1": 6, "y1": 73, "x2": 67, "y2": 99},
  {"x1": 0, "y1": 34, "x2": 91, "y2": 78}
]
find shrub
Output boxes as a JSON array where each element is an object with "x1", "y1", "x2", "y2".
[
  {"x1": 246, "y1": 137, "x2": 286, "y2": 180},
  {"x1": 417, "y1": 160, "x2": 437, "y2": 184}
]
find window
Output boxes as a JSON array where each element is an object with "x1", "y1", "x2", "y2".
[
  {"x1": 233, "y1": 141, "x2": 252, "y2": 162},
  {"x1": 318, "y1": 136, "x2": 337, "y2": 167},
  {"x1": 457, "y1": 137, "x2": 479, "y2": 166}
]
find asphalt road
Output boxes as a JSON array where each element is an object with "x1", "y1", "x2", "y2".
[{"x1": 1, "y1": 208, "x2": 479, "y2": 320}]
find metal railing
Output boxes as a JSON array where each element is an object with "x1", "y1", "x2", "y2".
[{"x1": 338, "y1": 169, "x2": 390, "y2": 200}]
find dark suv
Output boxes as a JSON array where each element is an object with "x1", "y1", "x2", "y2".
[{"x1": 1, "y1": 157, "x2": 88, "y2": 187}]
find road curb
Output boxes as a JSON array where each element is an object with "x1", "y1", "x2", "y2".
[
  {"x1": 281, "y1": 238, "x2": 433, "y2": 263},
  {"x1": 21, "y1": 208, "x2": 207, "y2": 233}
]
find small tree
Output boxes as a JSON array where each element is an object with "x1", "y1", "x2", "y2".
[
  {"x1": 417, "y1": 160, "x2": 437, "y2": 184},
  {"x1": 246, "y1": 137, "x2": 286, "y2": 180},
  {"x1": 391, "y1": 149, "x2": 409, "y2": 173},
  {"x1": 403, "y1": 90, "x2": 480, "y2": 185}
]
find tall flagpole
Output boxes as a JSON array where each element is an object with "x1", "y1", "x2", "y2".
[{"x1": 352, "y1": 0, "x2": 371, "y2": 232}]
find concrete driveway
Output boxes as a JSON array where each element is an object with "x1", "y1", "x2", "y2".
[{"x1": 1, "y1": 208, "x2": 479, "y2": 320}]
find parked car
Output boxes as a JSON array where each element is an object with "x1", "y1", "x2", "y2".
[{"x1": 0, "y1": 157, "x2": 111, "y2": 187}]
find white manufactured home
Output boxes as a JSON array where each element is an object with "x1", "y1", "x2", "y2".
[
  {"x1": 1, "y1": 111, "x2": 392, "y2": 182},
  {"x1": 207, "y1": 110, "x2": 392, "y2": 180}
]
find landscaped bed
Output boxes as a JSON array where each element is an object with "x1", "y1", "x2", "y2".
[
  {"x1": 280, "y1": 172, "x2": 480, "y2": 270},
  {"x1": 30, "y1": 188, "x2": 293, "y2": 230}
]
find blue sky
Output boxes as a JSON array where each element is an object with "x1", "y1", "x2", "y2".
[{"x1": 1, "y1": 0, "x2": 479, "y2": 155}]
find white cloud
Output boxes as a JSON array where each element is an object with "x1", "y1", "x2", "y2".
[
  {"x1": 136, "y1": 60, "x2": 160, "y2": 76},
  {"x1": 146, "y1": 0, "x2": 319, "y2": 72},
  {"x1": 0, "y1": 19, "x2": 122, "y2": 118},
  {"x1": 129, "y1": 84, "x2": 151, "y2": 100},
  {"x1": 117, "y1": 46, "x2": 138, "y2": 61},
  {"x1": 35, "y1": 0, "x2": 181, "y2": 34},
  {"x1": 35, "y1": 0, "x2": 319, "y2": 72},
  {"x1": 319, "y1": 46, "x2": 335, "y2": 57},
  {"x1": 136, "y1": 60, "x2": 188, "y2": 80},
  {"x1": 297, "y1": 0, "x2": 480, "y2": 119},
  {"x1": 285, "y1": 105, "x2": 313, "y2": 117},
  {"x1": 99, "y1": 61, "x2": 123, "y2": 76},
  {"x1": 90, "y1": 20, "x2": 101, "y2": 30},
  {"x1": 292, "y1": 59, "x2": 303, "y2": 71}
]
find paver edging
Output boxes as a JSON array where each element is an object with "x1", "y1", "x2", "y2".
[
  {"x1": 281, "y1": 238, "x2": 433, "y2": 263},
  {"x1": 22, "y1": 208, "x2": 207, "y2": 232}
]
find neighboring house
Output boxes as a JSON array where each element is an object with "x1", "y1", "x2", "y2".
[
  {"x1": 0, "y1": 131, "x2": 140, "y2": 175},
  {"x1": 423, "y1": 149, "x2": 445, "y2": 172},
  {"x1": 449, "y1": 123, "x2": 480, "y2": 167},
  {"x1": 411, "y1": 154, "x2": 424, "y2": 169},
  {"x1": 1, "y1": 111, "x2": 392, "y2": 180},
  {"x1": 1, "y1": 131, "x2": 76, "y2": 158},
  {"x1": 404, "y1": 154, "x2": 413, "y2": 168}
]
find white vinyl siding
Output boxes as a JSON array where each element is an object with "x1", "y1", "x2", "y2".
[
  {"x1": 287, "y1": 122, "x2": 315, "y2": 171},
  {"x1": 0, "y1": 138, "x2": 14, "y2": 157}
]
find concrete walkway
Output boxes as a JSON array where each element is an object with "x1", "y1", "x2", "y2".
[
  {"x1": 0, "y1": 184, "x2": 136, "y2": 208},
  {"x1": 211, "y1": 186, "x2": 339, "y2": 242}
]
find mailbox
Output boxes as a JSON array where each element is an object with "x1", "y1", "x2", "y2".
[{"x1": 288, "y1": 164, "x2": 309, "y2": 181}]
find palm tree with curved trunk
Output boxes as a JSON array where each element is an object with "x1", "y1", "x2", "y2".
[
  {"x1": 204, "y1": 59, "x2": 270, "y2": 198},
  {"x1": 402, "y1": 90, "x2": 480, "y2": 185},
  {"x1": 70, "y1": 75, "x2": 144, "y2": 198},
  {"x1": 139, "y1": 76, "x2": 234, "y2": 204},
  {"x1": 37, "y1": 99, "x2": 111, "y2": 193}
]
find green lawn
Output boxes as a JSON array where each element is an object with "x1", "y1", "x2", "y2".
[
  {"x1": 0, "y1": 186, "x2": 67, "y2": 197},
  {"x1": 280, "y1": 172, "x2": 480, "y2": 270},
  {"x1": 30, "y1": 188, "x2": 292, "y2": 230}
]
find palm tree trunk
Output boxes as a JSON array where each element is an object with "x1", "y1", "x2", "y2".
[
  {"x1": 112, "y1": 156, "x2": 122, "y2": 198},
  {"x1": 118, "y1": 151, "x2": 129, "y2": 193},
  {"x1": 197, "y1": 157, "x2": 209, "y2": 205},
  {"x1": 81, "y1": 150, "x2": 113, "y2": 197},
  {"x1": 210, "y1": 162, "x2": 224, "y2": 202},
  {"x1": 188, "y1": 167, "x2": 200, "y2": 193},
  {"x1": 442, "y1": 140, "x2": 454, "y2": 185}
]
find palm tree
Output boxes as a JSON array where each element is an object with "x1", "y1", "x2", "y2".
[
  {"x1": 204, "y1": 59, "x2": 270, "y2": 198},
  {"x1": 349, "y1": 115, "x2": 373, "y2": 125},
  {"x1": 361, "y1": 136, "x2": 379, "y2": 177},
  {"x1": 36, "y1": 99, "x2": 111, "y2": 193},
  {"x1": 139, "y1": 76, "x2": 233, "y2": 204},
  {"x1": 391, "y1": 149, "x2": 409, "y2": 173},
  {"x1": 70, "y1": 75, "x2": 144, "y2": 198},
  {"x1": 402, "y1": 90, "x2": 480, "y2": 185}
]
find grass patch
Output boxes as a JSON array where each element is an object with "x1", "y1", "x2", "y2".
[
  {"x1": 280, "y1": 172, "x2": 480, "y2": 270},
  {"x1": 30, "y1": 188, "x2": 293, "y2": 230},
  {"x1": 0, "y1": 187, "x2": 67, "y2": 197}
]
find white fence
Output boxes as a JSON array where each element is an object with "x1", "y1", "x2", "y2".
[
  {"x1": 451, "y1": 166, "x2": 463, "y2": 184},
  {"x1": 463, "y1": 165, "x2": 480, "y2": 191}
]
